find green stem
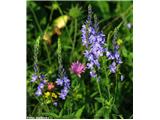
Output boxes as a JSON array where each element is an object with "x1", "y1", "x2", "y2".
[
  {"x1": 71, "y1": 19, "x2": 77, "y2": 61},
  {"x1": 43, "y1": 42, "x2": 51, "y2": 65},
  {"x1": 29, "y1": 5, "x2": 51, "y2": 65},
  {"x1": 29, "y1": 6, "x2": 43, "y2": 34},
  {"x1": 114, "y1": 74, "x2": 118, "y2": 103},
  {"x1": 96, "y1": 79, "x2": 104, "y2": 107}
]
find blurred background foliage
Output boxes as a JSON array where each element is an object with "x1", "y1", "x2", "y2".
[{"x1": 27, "y1": 1, "x2": 133, "y2": 119}]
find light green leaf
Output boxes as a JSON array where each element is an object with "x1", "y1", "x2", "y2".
[{"x1": 75, "y1": 105, "x2": 85, "y2": 118}]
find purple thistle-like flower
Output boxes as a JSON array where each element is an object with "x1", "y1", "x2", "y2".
[
  {"x1": 35, "y1": 88, "x2": 42, "y2": 96},
  {"x1": 70, "y1": 61, "x2": 86, "y2": 77},
  {"x1": 31, "y1": 74, "x2": 38, "y2": 82},
  {"x1": 56, "y1": 78, "x2": 63, "y2": 86}
]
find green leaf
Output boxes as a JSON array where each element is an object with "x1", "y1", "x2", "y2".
[
  {"x1": 90, "y1": 91, "x2": 98, "y2": 98},
  {"x1": 95, "y1": 97, "x2": 105, "y2": 103},
  {"x1": 94, "y1": 107, "x2": 108, "y2": 119},
  {"x1": 41, "y1": 112, "x2": 59, "y2": 118},
  {"x1": 96, "y1": 1, "x2": 110, "y2": 19},
  {"x1": 75, "y1": 105, "x2": 85, "y2": 118},
  {"x1": 122, "y1": 47, "x2": 128, "y2": 57}
]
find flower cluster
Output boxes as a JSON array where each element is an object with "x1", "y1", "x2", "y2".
[
  {"x1": 81, "y1": 5, "x2": 105, "y2": 78},
  {"x1": 56, "y1": 76, "x2": 70, "y2": 100},
  {"x1": 106, "y1": 30, "x2": 123, "y2": 74},
  {"x1": 31, "y1": 68, "x2": 47, "y2": 96},
  {"x1": 70, "y1": 61, "x2": 85, "y2": 77}
]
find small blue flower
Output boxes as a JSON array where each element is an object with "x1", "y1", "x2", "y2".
[
  {"x1": 87, "y1": 62, "x2": 94, "y2": 69},
  {"x1": 109, "y1": 62, "x2": 117, "y2": 73},
  {"x1": 93, "y1": 59, "x2": 100, "y2": 68},
  {"x1": 59, "y1": 91, "x2": 67, "y2": 100},
  {"x1": 31, "y1": 74, "x2": 38, "y2": 82},
  {"x1": 56, "y1": 78, "x2": 63, "y2": 86},
  {"x1": 61, "y1": 87, "x2": 69, "y2": 95},
  {"x1": 38, "y1": 82, "x2": 44, "y2": 89},
  {"x1": 114, "y1": 51, "x2": 120, "y2": 60},
  {"x1": 53, "y1": 102, "x2": 58, "y2": 107},
  {"x1": 40, "y1": 74, "x2": 45, "y2": 79},
  {"x1": 42, "y1": 80, "x2": 47, "y2": 84},
  {"x1": 90, "y1": 70, "x2": 97, "y2": 78},
  {"x1": 117, "y1": 58, "x2": 123, "y2": 64},
  {"x1": 63, "y1": 76, "x2": 70, "y2": 88},
  {"x1": 35, "y1": 88, "x2": 42, "y2": 96},
  {"x1": 106, "y1": 51, "x2": 115, "y2": 60},
  {"x1": 63, "y1": 76, "x2": 70, "y2": 84}
]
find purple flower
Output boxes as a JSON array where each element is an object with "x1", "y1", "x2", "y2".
[
  {"x1": 38, "y1": 82, "x2": 44, "y2": 89},
  {"x1": 56, "y1": 76, "x2": 70, "y2": 100},
  {"x1": 42, "y1": 80, "x2": 48, "y2": 84},
  {"x1": 93, "y1": 59, "x2": 100, "y2": 68},
  {"x1": 70, "y1": 61, "x2": 86, "y2": 77},
  {"x1": 59, "y1": 86, "x2": 69, "y2": 100},
  {"x1": 109, "y1": 62, "x2": 117, "y2": 73},
  {"x1": 35, "y1": 88, "x2": 42, "y2": 96},
  {"x1": 53, "y1": 102, "x2": 58, "y2": 106},
  {"x1": 61, "y1": 87, "x2": 69, "y2": 95},
  {"x1": 81, "y1": 5, "x2": 106, "y2": 78},
  {"x1": 114, "y1": 51, "x2": 120, "y2": 60},
  {"x1": 31, "y1": 74, "x2": 38, "y2": 82},
  {"x1": 63, "y1": 76, "x2": 70, "y2": 84},
  {"x1": 56, "y1": 78, "x2": 63, "y2": 86},
  {"x1": 87, "y1": 62, "x2": 94, "y2": 69},
  {"x1": 117, "y1": 58, "x2": 123, "y2": 64},
  {"x1": 106, "y1": 51, "x2": 115, "y2": 60},
  {"x1": 106, "y1": 30, "x2": 123, "y2": 74},
  {"x1": 63, "y1": 77, "x2": 70, "y2": 88},
  {"x1": 59, "y1": 91, "x2": 67, "y2": 100},
  {"x1": 40, "y1": 74, "x2": 45, "y2": 80},
  {"x1": 90, "y1": 70, "x2": 97, "y2": 78},
  {"x1": 87, "y1": 53, "x2": 94, "y2": 61}
]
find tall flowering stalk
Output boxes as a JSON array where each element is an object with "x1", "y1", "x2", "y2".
[
  {"x1": 56, "y1": 37, "x2": 71, "y2": 100},
  {"x1": 31, "y1": 36, "x2": 47, "y2": 96},
  {"x1": 106, "y1": 27, "x2": 123, "y2": 76},
  {"x1": 81, "y1": 5, "x2": 105, "y2": 78},
  {"x1": 81, "y1": 5, "x2": 105, "y2": 106}
]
